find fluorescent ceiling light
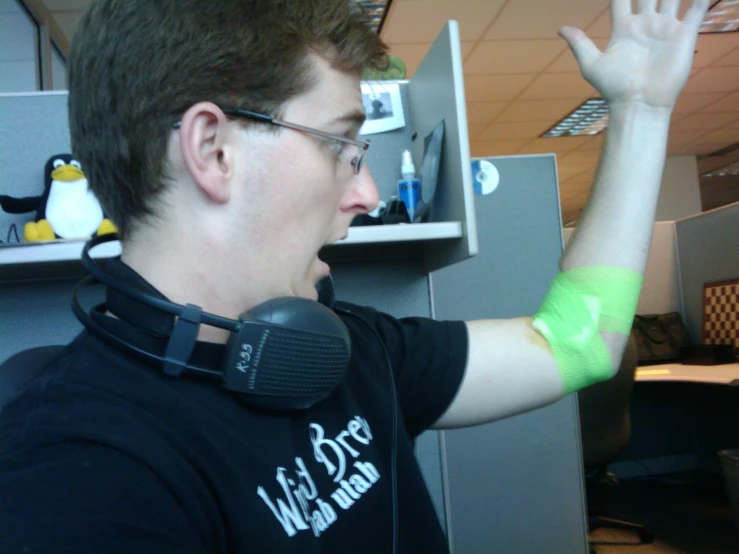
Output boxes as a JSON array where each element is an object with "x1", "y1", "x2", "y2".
[
  {"x1": 701, "y1": 0, "x2": 739, "y2": 33},
  {"x1": 701, "y1": 159, "x2": 739, "y2": 177},
  {"x1": 542, "y1": 98, "x2": 609, "y2": 138},
  {"x1": 359, "y1": 1, "x2": 392, "y2": 32}
]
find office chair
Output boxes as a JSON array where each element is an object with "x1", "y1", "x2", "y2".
[
  {"x1": 577, "y1": 334, "x2": 654, "y2": 549},
  {"x1": 0, "y1": 346, "x2": 65, "y2": 411}
]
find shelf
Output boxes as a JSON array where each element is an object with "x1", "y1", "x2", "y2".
[
  {"x1": 335, "y1": 221, "x2": 462, "y2": 245},
  {"x1": 0, "y1": 222, "x2": 464, "y2": 282},
  {"x1": 0, "y1": 238, "x2": 121, "y2": 265}
]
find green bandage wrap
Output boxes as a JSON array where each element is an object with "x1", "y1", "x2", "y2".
[{"x1": 533, "y1": 266, "x2": 643, "y2": 394}]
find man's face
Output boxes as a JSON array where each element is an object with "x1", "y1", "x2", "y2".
[{"x1": 232, "y1": 55, "x2": 379, "y2": 301}]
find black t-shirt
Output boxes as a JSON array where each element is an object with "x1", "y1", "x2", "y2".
[{"x1": 0, "y1": 301, "x2": 468, "y2": 553}]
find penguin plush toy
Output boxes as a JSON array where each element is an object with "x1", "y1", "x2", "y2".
[{"x1": 0, "y1": 154, "x2": 116, "y2": 242}]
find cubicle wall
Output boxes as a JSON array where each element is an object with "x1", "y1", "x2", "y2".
[
  {"x1": 432, "y1": 154, "x2": 589, "y2": 554},
  {"x1": 675, "y1": 202, "x2": 739, "y2": 343}
]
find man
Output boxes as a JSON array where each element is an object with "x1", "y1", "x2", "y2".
[{"x1": 0, "y1": 0, "x2": 708, "y2": 552}]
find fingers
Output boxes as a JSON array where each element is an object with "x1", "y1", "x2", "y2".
[
  {"x1": 558, "y1": 26, "x2": 601, "y2": 72},
  {"x1": 659, "y1": 0, "x2": 680, "y2": 18},
  {"x1": 611, "y1": 0, "x2": 632, "y2": 21},
  {"x1": 683, "y1": 0, "x2": 711, "y2": 30},
  {"x1": 638, "y1": 0, "x2": 659, "y2": 12}
]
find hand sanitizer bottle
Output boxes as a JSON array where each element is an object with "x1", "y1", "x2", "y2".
[{"x1": 397, "y1": 149, "x2": 421, "y2": 223}]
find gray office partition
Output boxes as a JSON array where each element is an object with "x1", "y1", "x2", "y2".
[
  {"x1": 408, "y1": 21, "x2": 478, "y2": 272},
  {"x1": 0, "y1": 91, "x2": 71, "y2": 235},
  {"x1": 675, "y1": 201, "x2": 739, "y2": 342},
  {"x1": 430, "y1": 154, "x2": 589, "y2": 554}
]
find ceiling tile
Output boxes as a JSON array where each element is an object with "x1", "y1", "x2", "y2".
[
  {"x1": 682, "y1": 66, "x2": 739, "y2": 94},
  {"x1": 699, "y1": 91, "x2": 739, "y2": 112},
  {"x1": 519, "y1": 72, "x2": 598, "y2": 99},
  {"x1": 469, "y1": 139, "x2": 529, "y2": 157},
  {"x1": 712, "y1": 45, "x2": 739, "y2": 66},
  {"x1": 518, "y1": 136, "x2": 591, "y2": 154},
  {"x1": 463, "y1": 74, "x2": 537, "y2": 102},
  {"x1": 673, "y1": 92, "x2": 733, "y2": 115},
  {"x1": 478, "y1": 120, "x2": 551, "y2": 140},
  {"x1": 495, "y1": 98, "x2": 582, "y2": 122},
  {"x1": 558, "y1": 149, "x2": 601, "y2": 165},
  {"x1": 467, "y1": 121, "x2": 490, "y2": 139},
  {"x1": 575, "y1": 135, "x2": 605, "y2": 151},
  {"x1": 668, "y1": 144, "x2": 701, "y2": 156},
  {"x1": 388, "y1": 43, "x2": 431, "y2": 77},
  {"x1": 466, "y1": 101, "x2": 509, "y2": 124},
  {"x1": 564, "y1": 170, "x2": 597, "y2": 185},
  {"x1": 381, "y1": 0, "x2": 507, "y2": 43},
  {"x1": 464, "y1": 40, "x2": 566, "y2": 75},
  {"x1": 547, "y1": 38, "x2": 609, "y2": 72},
  {"x1": 693, "y1": 141, "x2": 737, "y2": 156},
  {"x1": 556, "y1": 164, "x2": 589, "y2": 179},
  {"x1": 694, "y1": 127, "x2": 739, "y2": 146},
  {"x1": 693, "y1": 33, "x2": 739, "y2": 68},
  {"x1": 484, "y1": 0, "x2": 609, "y2": 40},
  {"x1": 387, "y1": 42, "x2": 476, "y2": 78},
  {"x1": 585, "y1": 8, "x2": 611, "y2": 38},
  {"x1": 672, "y1": 112, "x2": 739, "y2": 130},
  {"x1": 461, "y1": 42, "x2": 476, "y2": 60},
  {"x1": 667, "y1": 126, "x2": 712, "y2": 146}
]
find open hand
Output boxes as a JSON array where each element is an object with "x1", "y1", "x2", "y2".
[{"x1": 559, "y1": 0, "x2": 710, "y2": 109}]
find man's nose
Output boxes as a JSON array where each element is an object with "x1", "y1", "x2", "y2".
[{"x1": 347, "y1": 164, "x2": 380, "y2": 215}]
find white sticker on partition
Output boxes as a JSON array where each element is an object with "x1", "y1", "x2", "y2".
[{"x1": 471, "y1": 160, "x2": 499, "y2": 196}]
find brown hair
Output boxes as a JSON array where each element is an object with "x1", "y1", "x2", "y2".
[{"x1": 68, "y1": 0, "x2": 388, "y2": 240}]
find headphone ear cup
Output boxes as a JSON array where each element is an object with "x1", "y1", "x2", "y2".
[{"x1": 222, "y1": 296, "x2": 351, "y2": 412}]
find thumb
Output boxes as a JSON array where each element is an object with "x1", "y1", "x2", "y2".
[{"x1": 558, "y1": 26, "x2": 600, "y2": 72}]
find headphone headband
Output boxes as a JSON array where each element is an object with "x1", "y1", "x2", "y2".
[{"x1": 73, "y1": 234, "x2": 351, "y2": 412}]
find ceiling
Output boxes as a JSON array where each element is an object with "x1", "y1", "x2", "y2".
[{"x1": 43, "y1": 0, "x2": 739, "y2": 223}]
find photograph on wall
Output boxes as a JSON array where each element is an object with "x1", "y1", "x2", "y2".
[{"x1": 359, "y1": 82, "x2": 405, "y2": 135}]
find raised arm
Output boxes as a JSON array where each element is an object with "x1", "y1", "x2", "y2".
[{"x1": 434, "y1": 0, "x2": 709, "y2": 429}]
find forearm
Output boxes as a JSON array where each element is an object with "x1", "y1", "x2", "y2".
[
  {"x1": 559, "y1": 102, "x2": 673, "y2": 369},
  {"x1": 562, "y1": 102, "x2": 672, "y2": 273}
]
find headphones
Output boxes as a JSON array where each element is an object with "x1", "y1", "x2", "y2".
[
  {"x1": 73, "y1": 233, "x2": 399, "y2": 552},
  {"x1": 72, "y1": 233, "x2": 352, "y2": 413}
]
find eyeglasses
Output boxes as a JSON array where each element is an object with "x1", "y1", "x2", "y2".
[{"x1": 174, "y1": 107, "x2": 370, "y2": 175}]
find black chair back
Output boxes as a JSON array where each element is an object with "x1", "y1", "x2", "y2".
[{"x1": 0, "y1": 346, "x2": 65, "y2": 411}]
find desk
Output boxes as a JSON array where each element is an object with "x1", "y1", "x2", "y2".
[
  {"x1": 617, "y1": 363, "x2": 739, "y2": 479},
  {"x1": 636, "y1": 363, "x2": 739, "y2": 386}
]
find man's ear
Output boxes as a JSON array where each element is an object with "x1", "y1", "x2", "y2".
[{"x1": 178, "y1": 102, "x2": 235, "y2": 204}]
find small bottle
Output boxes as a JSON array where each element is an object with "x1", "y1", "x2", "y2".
[{"x1": 397, "y1": 149, "x2": 421, "y2": 223}]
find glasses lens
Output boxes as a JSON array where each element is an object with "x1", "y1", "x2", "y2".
[{"x1": 351, "y1": 152, "x2": 363, "y2": 174}]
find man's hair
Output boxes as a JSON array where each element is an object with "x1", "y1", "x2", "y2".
[{"x1": 68, "y1": 0, "x2": 388, "y2": 240}]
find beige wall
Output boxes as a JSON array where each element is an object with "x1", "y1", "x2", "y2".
[{"x1": 655, "y1": 156, "x2": 702, "y2": 222}]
